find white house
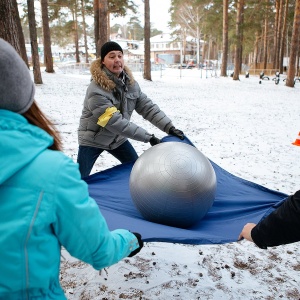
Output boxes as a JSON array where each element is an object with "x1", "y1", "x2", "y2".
[{"x1": 125, "y1": 33, "x2": 204, "y2": 65}]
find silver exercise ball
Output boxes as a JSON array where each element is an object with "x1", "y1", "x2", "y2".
[{"x1": 129, "y1": 142, "x2": 217, "y2": 228}]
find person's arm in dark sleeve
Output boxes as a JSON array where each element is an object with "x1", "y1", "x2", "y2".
[{"x1": 251, "y1": 190, "x2": 300, "y2": 248}]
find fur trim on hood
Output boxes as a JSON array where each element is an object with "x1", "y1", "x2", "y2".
[{"x1": 90, "y1": 58, "x2": 135, "y2": 91}]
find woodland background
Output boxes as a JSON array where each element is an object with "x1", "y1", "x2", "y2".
[{"x1": 0, "y1": 0, "x2": 300, "y2": 85}]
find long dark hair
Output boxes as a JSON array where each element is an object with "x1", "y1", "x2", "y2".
[{"x1": 22, "y1": 101, "x2": 62, "y2": 151}]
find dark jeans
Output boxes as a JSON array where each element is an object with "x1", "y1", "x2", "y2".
[{"x1": 77, "y1": 140, "x2": 138, "y2": 178}]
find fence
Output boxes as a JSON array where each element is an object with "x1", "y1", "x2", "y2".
[
  {"x1": 55, "y1": 62, "x2": 91, "y2": 75},
  {"x1": 54, "y1": 61, "x2": 255, "y2": 80},
  {"x1": 249, "y1": 69, "x2": 282, "y2": 76}
]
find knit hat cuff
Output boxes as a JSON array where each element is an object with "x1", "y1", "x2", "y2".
[{"x1": 17, "y1": 83, "x2": 35, "y2": 114}]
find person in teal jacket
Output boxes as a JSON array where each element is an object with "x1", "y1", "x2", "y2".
[{"x1": 0, "y1": 38, "x2": 143, "y2": 299}]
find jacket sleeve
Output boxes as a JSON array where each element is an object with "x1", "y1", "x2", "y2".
[
  {"x1": 88, "y1": 91, "x2": 153, "y2": 143},
  {"x1": 133, "y1": 83, "x2": 174, "y2": 133},
  {"x1": 52, "y1": 155, "x2": 139, "y2": 270},
  {"x1": 251, "y1": 190, "x2": 300, "y2": 248}
]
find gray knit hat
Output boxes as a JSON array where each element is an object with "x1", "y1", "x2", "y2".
[
  {"x1": 100, "y1": 41, "x2": 123, "y2": 60},
  {"x1": 0, "y1": 38, "x2": 35, "y2": 114}
]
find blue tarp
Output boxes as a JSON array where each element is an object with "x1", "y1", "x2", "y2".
[{"x1": 85, "y1": 136, "x2": 288, "y2": 245}]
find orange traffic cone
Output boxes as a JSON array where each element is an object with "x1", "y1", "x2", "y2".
[{"x1": 292, "y1": 132, "x2": 300, "y2": 146}]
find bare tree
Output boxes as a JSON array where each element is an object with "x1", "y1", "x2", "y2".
[
  {"x1": 27, "y1": 0, "x2": 43, "y2": 84},
  {"x1": 41, "y1": 0, "x2": 54, "y2": 73},
  {"x1": 171, "y1": 1, "x2": 205, "y2": 66},
  {"x1": 221, "y1": 0, "x2": 229, "y2": 77},
  {"x1": 143, "y1": 0, "x2": 151, "y2": 80},
  {"x1": 0, "y1": 0, "x2": 28, "y2": 66},
  {"x1": 286, "y1": 0, "x2": 300, "y2": 87}
]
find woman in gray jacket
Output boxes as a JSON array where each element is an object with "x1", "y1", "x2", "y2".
[{"x1": 77, "y1": 41, "x2": 184, "y2": 178}]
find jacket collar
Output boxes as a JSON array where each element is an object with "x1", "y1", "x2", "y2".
[{"x1": 90, "y1": 58, "x2": 135, "y2": 91}]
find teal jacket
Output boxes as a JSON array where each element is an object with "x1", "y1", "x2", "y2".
[{"x1": 0, "y1": 110, "x2": 139, "y2": 299}]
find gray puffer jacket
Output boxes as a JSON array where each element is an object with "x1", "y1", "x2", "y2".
[{"x1": 78, "y1": 59, "x2": 174, "y2": 150}]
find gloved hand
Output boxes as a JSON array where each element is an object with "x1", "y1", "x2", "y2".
[
  {"x1": 169, "y1": 126, "x2": 184, "y2": 140},
  {"x1": 149, "y1": 135, "x2": 161, "y2": 146},
  {"x1": 128, "y1": 232, "x2": 144, "y2": 257}
]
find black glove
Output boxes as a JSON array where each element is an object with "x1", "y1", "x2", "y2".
[
  {"x1": 149, "y1": 135, "x2": 161, "y2": 146},
  {"x1": 128, "y1": 232, "x2": 144, "y2": 257},
  {"x1": 169, "y1": 126, "x2": 184, "y2": 140}
]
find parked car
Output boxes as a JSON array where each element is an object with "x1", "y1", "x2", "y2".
[{"x1": 177, "y1": 63, "x2": 195, "y2": 69}]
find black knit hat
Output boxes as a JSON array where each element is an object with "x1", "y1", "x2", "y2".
[{"x1": 100, "y1": 41, "x2": 123, "y2": 59}]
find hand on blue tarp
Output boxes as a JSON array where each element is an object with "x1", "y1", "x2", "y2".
[
  {"x1": 149, "y1": 135, "x2": 161, "y2": 146},
  {"x1": 169, "y1": 126, "x2": 184, "y2": 140},
  {"x1": 128, "y1": 232, "x2": 144, "y2": 257}
]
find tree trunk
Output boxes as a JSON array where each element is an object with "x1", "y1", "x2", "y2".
[
  {"x1": 253, "y1": 32, "x2": 259, "y2": 68},
  {"x1": 195, "y1": 11, "x2": 201, "y2": 66},
  {"x1": 143, "y1": 0, "x2": 151, "y2": 81},
  {"x1": 273, "y1": 0, "x2": 280, "y2": 69},
  {"x1": 98, "y1": 0, "x2": 108, "y2": 53},
  {"x1": 81, "y1": 0, "x2": 89, "y2": 63},
  {"x1": 0, "y1": 0, "x2": 28, "y2": 66},
  {"x1": 27, "y1": 0, "x2": 43, "y2": 84},
  {"x1": 275, "y1": 0, "x2": 284, "y2": 70},
  {"x1": 12, "y1": 0, "x2": 28, "y2": 65},
  {"x1": 180, "y1": 28, "x2": 187, "y2": 65},
  {"x1": 221, "y1": 0, "x2": 228, "y2": 77},
  {"x1": 297, "y1": 51, "x2": 300, "y2": 76},
  {"x1": 73, "y1": 1, "x2": 80, "y2": 63},
  {"x1": 279, "y1": 0, "x2": 289, "y2": 73},
  {"x1": 233, "y1": 0, "x2": 244, "y2": 81},
  {"x1": 263, "y1": 4, "x2": 268, "y2": 70},
  {"x1": 41, "y1": 0, "x2": 54, "y2": 73},
  {"x1": 286, "y1": 0, "x2": 300, "y2": 87},
  {"x1": 94, "y1": 0, "x2": 100, "y2": 56},
  {"x1": 107, "y1": 12, "x2": 111, "y2": 39},
  {"x1": 240, "y1": 4, "x2": 245, "y2": 71}
]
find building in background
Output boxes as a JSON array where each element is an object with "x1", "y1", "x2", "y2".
[{"x1": 121, "y1": 33, "x2": 204, "y2": 67}]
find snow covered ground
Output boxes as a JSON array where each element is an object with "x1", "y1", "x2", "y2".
[{"x1": 35, "y1": 66, "x2": 300, "y2": 299}]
